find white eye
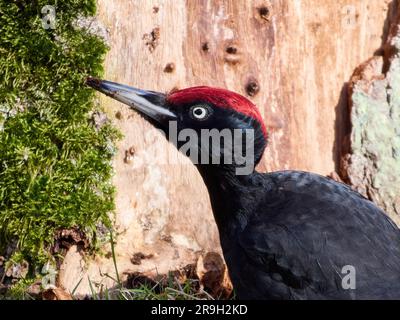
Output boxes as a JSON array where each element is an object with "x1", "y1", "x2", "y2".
[{"x1": 190, "y1": 105, "x2": 210, "y2": 120}]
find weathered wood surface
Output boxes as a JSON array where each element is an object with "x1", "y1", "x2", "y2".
[
  {"x1": 59, "y1": 0, "x2": 394, "y2": 295},
  {"x1": 341, "y1": 2, "x2": 400, "y2": 225}
]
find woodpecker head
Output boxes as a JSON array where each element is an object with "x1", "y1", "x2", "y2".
[{"x1": 86, "y1": 78, "x2": 267, "y2": 174}]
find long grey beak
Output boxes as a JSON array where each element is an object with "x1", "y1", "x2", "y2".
[{"x1": 85, "y1": 77, "x2": 176, "y2": 123}]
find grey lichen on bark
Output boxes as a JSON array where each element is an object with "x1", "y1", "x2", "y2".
[{"x1": 342, "y1": 11, "x2": 400, "y2": 225}]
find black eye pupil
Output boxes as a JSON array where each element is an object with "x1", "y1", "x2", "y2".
[{"x1": 194, "y1": 109, "x2": 203, "y2": 116}]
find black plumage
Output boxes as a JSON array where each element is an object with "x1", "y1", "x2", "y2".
[{"x1": 203, "y1": 169, "x2": 400, "y2": 299}]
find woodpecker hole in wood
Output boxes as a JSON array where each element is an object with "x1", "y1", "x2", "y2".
[
  {"x1": 143, "y1": 27, "x2": 160, "y2": 52},
  {"x1": 258, "y1": 6, "x2": 271, "y2": 21},
  {"x1": 115, "y1": 111, "x2": 122, "y2": 120},
  {"x1": 152, "y1": 6, "x2": 159, "y2": 13},
  {"x1": 164, "y1": 63, "x2": 175, "y2": 73},
  {"x1": 202, "y1": 42, "x2": 209, "y2": 52},
  {"x1": 246, "y1": 79, "x2": 260, "y2": 97},
  {"x1": 224, "y1": 42, "x2": 241, "y2": 65},
  {"x1": 226, "y1": 46, "x2": 237, "y2": 54}
]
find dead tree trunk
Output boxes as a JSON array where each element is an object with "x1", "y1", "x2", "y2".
[{"x1": 59, "y1": 0, "x2": 396, "y2": 295}]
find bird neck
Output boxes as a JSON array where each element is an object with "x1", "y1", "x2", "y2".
[{"x1": 195, "y1": 164, "x2": 257, "y2": 230}]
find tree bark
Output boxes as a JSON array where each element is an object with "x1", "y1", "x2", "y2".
[{"x1": 341, "y1": 2, "x2": 400, "y2": 225}]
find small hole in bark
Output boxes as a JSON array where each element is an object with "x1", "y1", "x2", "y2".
[
  {"x1": 143, "y1": 27, "x2": 160, "y2": 52},
  {"x1": 202, "y1": 42, "x2": 209, "y2": 52},
  {"x1": 258, "y1": 6, "x2": 270, "y2": 21},
  {"x1": 226, "y1": 46, "x2": 237, "y2": 54},
  {"x1": 153, "y1": 6, "x2": 159, "y2": 13},
  {"x1": 246, "y1": 79, "x2": 260, "y2": 97},
  {"x1": 164, "y1": 63, "x2": 175, "y2": 73},
  {"x1": 115, "y1": 111, "x2": 122, "y2": 120}
]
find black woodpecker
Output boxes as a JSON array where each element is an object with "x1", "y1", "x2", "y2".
[{"x1": 87, "y1": 77, "x2": 400, "y2": 300}]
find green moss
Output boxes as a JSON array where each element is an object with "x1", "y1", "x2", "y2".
[{"x1": 0, "y1": 0, "x2": 119, "y2": 270}]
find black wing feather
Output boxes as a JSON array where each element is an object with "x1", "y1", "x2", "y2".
[{"x1": 232, "y1": 171, "x2": 400, "y2": 299}]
